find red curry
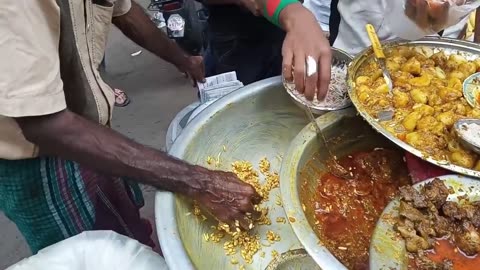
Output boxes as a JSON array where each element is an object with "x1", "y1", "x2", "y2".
[{"x1": 304, "y1": 149, "x2": 411, "y2": 269}]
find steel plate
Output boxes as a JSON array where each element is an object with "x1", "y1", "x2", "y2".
[
  {"x1": 155, "y1": 77, "x2": 316, "y2": 270},
  {"x1": 283, "y1": 48, "x2": 353, "y2": 114},
  {"x1": 347, "y1": 37, "x2": 480, "y2": 178},
  {"x1": 370, "y1": 174, "x2": 480, "y2": 270}
]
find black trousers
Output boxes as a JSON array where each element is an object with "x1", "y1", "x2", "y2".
[{"x1": 204, "y1": 29, "x2": 285, "y2": 85}]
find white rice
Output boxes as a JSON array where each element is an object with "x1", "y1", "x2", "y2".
[{"x1": 286, "y1": 65, "x2": 350, "y2": 110}]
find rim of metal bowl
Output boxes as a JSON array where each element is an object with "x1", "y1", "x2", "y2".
[
  {"x1": 280, "y1": 109, "x2": 356, "y2": 270},
  {"x1": 282, "y1": 48, "x2": 354, "y2": 114}
]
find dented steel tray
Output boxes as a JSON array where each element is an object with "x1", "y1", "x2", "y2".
[{"x1": 347, "y1": 37, "x2": 480, "y2": 178}]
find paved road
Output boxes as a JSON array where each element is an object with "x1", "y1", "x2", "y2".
[{"x1": 0, "y1": 0, "x2": 197, "y2": 267}]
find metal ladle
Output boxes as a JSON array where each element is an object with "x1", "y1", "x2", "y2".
[
  {"x1": 304, "y1": 106, "x2": 353, "y2": 179},
  {"x1": 454, "y1": 119, "x2": 480, "y2": 155},
  {"x1": 457, "y1": 73, "x2": 480, "y2": 154},
  {"x1": 365, "y1": 24, "x2": 394, "y2": 122}
]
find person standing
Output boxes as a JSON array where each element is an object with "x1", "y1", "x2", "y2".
[
  {"x1": 0, "y1": 0, "x2": 261, "y2": 254},
  {"x1": 201, "y1": 0, "x2": 332, "y2": 100}
]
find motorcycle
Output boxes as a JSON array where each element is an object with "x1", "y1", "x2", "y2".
[{"x1": 148, "y1": 0, "x2": 208, "y2": 56}]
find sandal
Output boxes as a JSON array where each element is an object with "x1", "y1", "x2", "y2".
[{"x1": 114, "y1": 88, "x2": 130, "y2": 107}]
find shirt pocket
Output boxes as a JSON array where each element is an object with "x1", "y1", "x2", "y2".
[{"x1": 91, "y1": 3, "x2": 114, "y2": 67}]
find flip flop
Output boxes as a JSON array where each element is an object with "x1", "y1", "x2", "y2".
[{"x1": 114, "y1": 88, "x2": 130, "y2": 107}]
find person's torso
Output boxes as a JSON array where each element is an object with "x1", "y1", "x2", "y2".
[
  {"x1": 206, "y1": 5, "x2": 280, "y2": 38},
  {"x1": 332, "y1": 0, "x2": 467, "y2": 55},
  {"x1": 0, "y1": 0, "x2": 116, "y2": 160},
  {"x1": 333, "y1": 0, "x2": 397, "y2": 55}
]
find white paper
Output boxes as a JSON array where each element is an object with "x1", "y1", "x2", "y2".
[
  {"x1": 198, "y1": 72, "x2": 244, "y2": 104},
  {"x1": 197, "y1": 71, "x2": 238, "y2": 91}
]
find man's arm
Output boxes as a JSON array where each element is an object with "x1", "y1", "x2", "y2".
[
  {"x1": 16, "y1": 110, "x2": 261, "y2": 229},
  {"x1": 17, "y1": 110, "x2": 203, "y2": 193},
  {"x1": 197, "y1": 0, "x2": 331, "y2": 100},
  {"x1": 112, "y1": 1, "x2": 204, "y2": 82}
]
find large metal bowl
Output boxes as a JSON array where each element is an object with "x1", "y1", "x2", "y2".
[
  {"x1": 280, "y1": 107, "x2": 402, "y2": 269},
  {"x1": 156, "y1": 77, "x2": 323, "y2": 270},
  {"x1": 347, "y1": 37, "x2": 480, "y2": 178}
]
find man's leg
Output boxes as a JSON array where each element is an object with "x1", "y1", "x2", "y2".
[{"x1": 0, "y1": 157, "x2": 153, "y2": 253}]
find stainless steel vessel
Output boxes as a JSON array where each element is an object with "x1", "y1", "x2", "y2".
[
  {"x1": 280, "y1": 108, "x2": 402, "y2": 269},
  {"x1": 348, "y1": 37, "x2": 480, "y2": 178},
  {"x1": 156, "y1": 77, "x2": 319, "y2": 270}
]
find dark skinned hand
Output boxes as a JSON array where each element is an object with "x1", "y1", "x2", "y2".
[
  {"x1": 177, "y1": 55, "x2": 206, "y2": 86},
  {"x1": 193, "y1": 169, "x2": 263, "y2": 230}
]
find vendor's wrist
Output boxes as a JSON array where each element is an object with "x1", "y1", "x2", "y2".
[
  {"x1": 279, "y1": 3, "x2": 315, "y2": 32},
  {"x1": 183, "y1": 165, "x2": 211, "y2": 196},
  {"x1": 176, "y1": 55, "x2": 192, "y2": 70}
]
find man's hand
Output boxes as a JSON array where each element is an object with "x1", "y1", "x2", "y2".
[
  {"x1": 405, "y1": 0, "x2": 451, "y2": 31},
  {"x1": 279, "y1": 4, "x2": 332, "y2": 101},
  {"x1": 113, "y1": 2, "x2": 205, "y2": 86},
  {"x1": 177, "y1": 55, "x2": 206, "y2": 86},
  {"x1": 193, "y1": 169, "x2": 262, "y2": 230}
]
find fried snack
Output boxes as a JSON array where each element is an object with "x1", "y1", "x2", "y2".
[
  {"x1": 194, "y1": 157, "x2": 281, "y2": 268},
  {"x1": 354, "y1": 46, "x2": 480, "y2": 170}
]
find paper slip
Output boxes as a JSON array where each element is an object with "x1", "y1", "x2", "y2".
[
  {"x1": 200, "y1": 84, "x2": 243, "y2": 103},
  {"x1": 197, "y1": 71, "x2": 238, "y2": 91},
  {"x1": 198, "y1": 72, "x2": 244, "y2": 104}
]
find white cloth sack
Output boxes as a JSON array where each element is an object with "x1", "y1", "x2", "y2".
[{"x1": 7, "y1": 231, "x2": 168, "y2": 270}]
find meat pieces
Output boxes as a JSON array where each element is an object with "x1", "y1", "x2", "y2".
[
  {"x1": 454, "y1": 221, "x2": 480, "y2": 256},
  {"x1": 442, "y1": 201, "x2": 467, "y2": 220},
  {"x1": 432, "y1": 214, "x2": 452, "y2": 237},
  {"x1": 399, "y1": 201, "x2": 427, "y2": 222},
  {"x1": 423, "y1": 179, "x2": 451, "y2": 209},
  {"x1": 395, "y1": 178, "x2": 480, "y2": 264},
  {"x1": 399, "y1": 185, "x2": 428, "y2": 208}
]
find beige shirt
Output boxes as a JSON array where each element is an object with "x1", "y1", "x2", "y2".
[{"x1": 0, "y1": 0, "x2": 131, "y2": 160}]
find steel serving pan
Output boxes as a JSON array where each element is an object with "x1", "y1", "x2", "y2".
[
  {"x1": 347, "y1": 37, "x2": 480, "y2": 178},
  {"x1": 156, "y1": 77, "x2": 323, "y2": 270},
  {"x1": 370, "y1": 174, "x2": 480, "y2": 269},
  {"x1": 280, "y1": 107, "x2": 403, "y2": 269}
]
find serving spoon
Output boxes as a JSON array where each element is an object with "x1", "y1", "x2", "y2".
[
  {"x1": 456, "y1": 73, "x2": 480, "y2": 154},
  {"x1": 365, "y1": 24, "x2": 394, "y2": 122},
  {"x1": 304, "y1": 106, "x2": 353, "y2": 179},
  {"x1": 454, "y1": 119, "x2": 480, "y2": 155}
]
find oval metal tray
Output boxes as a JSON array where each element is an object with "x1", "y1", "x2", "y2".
[
  {"x1": 370, "y1": 174, "x2": 480, "y2": 269},
  {"x1": 347, "y1": 37, "x2": 480, "y2": 178}
]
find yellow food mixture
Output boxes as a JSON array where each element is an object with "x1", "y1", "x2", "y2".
[
  {"x1": 193, "y1": 157, "x2": 282, "y2": 269},
  {"x1": 354, "y1": 46, "x2": 480, "y2": 170}
]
